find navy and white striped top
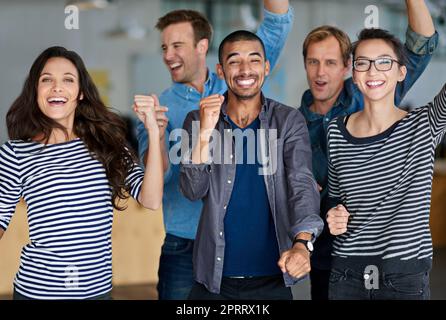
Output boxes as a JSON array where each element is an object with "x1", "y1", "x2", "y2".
[
  {"x1": 0, "y1": 138, "x2": 144, "y2": 299},
  {"x1": 328, "y1": 84, "x2": 446, "y2": 261}
]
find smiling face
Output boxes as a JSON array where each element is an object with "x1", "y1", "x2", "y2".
[
  {"x1": 305, "y1": 36, "x2": 350, "y2": 105},
  {"x1": 353, "y1": 39, "x2": 407, "y2": 103},
  {"x1": 37, "y1": 57, "x2": 82, "y2": 128},
  {"x1": 161, "y1": 22, "x2": 207, "y2": 85},
  {"x1": 216, "y1": 39, "x2": 270, "y2": 101}
]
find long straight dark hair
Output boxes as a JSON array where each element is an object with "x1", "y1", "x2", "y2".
[{"x1": 6, "y1": 46, "x2": 137, "y2": 210}]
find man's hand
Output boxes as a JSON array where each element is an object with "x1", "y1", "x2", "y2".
[
  {"x1": 327, "y1": 204, "x2": 350, "y2": 236},
  {"x1": 198, "y1": 94, "x2": 224, "y2": 142},
  {"x1": 278, "y1": 244, "x2": 311, "y2": 279},
  {"x1": 133, "y1": 94, "x2": 166, "y2": 136}
]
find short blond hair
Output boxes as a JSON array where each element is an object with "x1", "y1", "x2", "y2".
[{"x1": 303, "y1": 25, "x2": 352, "y2": 67}]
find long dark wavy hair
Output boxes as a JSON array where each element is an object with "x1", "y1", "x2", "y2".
[{"x1": 6, "y1": 46, "x2": 137, "y2": 210}]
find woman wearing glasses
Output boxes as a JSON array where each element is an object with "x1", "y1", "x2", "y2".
[{"x1": 326, "y1": 28, "x2": 446, "y2": 300}]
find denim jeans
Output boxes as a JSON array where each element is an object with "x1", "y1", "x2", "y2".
[
  {"x1": 328, "y1": 257, "x2": 431, "y2": 300},
  {"x1": 157, "y1": 233, "x2": 194, "y2": 300},
  {"x1": 310, "y1": 267, "x2": 330, "y2": 300},
  {"x1": 188, "y1": 275, "x2": 292, "y2": 300}
]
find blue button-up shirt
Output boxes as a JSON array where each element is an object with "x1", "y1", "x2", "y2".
[
  {"x1": 299, "y1": 27, "x2": 439, "y2": 270},
  {"x1": 136, "y1": 7, "x2": 294, "y2": 240}
]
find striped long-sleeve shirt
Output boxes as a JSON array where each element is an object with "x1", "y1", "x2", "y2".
[
  {"x1": 0, "y1": 138, "x2": 144, "y2": 299},
  {"x1": 327, "y1": 84, "x2": 446, "y2": 261}
]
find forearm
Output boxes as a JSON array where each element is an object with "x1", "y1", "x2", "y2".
[
  {"x1": 0, "y1": 228, "x2": 4, "y2": 240},
  {"x1": 139, "y1": 129, "x2": 164, "y2": 210},
  {"x1": 264, "y1": 0, "x2": 288, "y2": 14},
  {"x1": 406, "y1": 0, "x2": 435, "y2": 37},
  {"x1": 191, "y1": 136, "x2": 211, "y2": 164},
  {"x1": 143, "y1": 139, "x2": 169, "y2": 173}
]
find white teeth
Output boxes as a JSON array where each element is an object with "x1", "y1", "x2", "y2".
[
  {"x1": 237, "y1": 79, "x2": 255, "y2": 86},
  {"x1": 170, "y1": 63, "x2": 181, "y2": 69},
  {"x1": 367, "y1": 81, "x2": 385, "y2": 87},
  {"x1": 48, "y1": 97, "x2": 68, "y2": 103}
]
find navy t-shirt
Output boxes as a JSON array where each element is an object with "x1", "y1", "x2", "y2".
[{"x1": 222, "y1": 116, "x2": 281, "y2": 277}]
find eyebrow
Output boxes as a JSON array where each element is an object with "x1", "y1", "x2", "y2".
[
  {"x1": 225, "y1": 52, "x2": 263, "y2": 61},
  {"x1": 162, "y1": 41, "x2": 185, "y2": 48},
  {"x1": 39, "y1": 72, "x2": 77, "y2": 77},
  {"x1": 356, "y1": 54, "x2": 394, "y2": 59}
]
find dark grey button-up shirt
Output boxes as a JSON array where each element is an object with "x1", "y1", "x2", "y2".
[{"x1": 179, "y1": 93, "x2": 324, "y2": 294}]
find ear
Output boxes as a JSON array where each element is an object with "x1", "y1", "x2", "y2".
[
  {"x1": 398, "y1": 65, "x2": 407, "y2": 82},
  {"x1": 197, "y1": 38, "x2": 209, "y2": 55},
  {"x1": 216, "y1": 63, "x2": 224, "y2": 79},
  {"x1": 265, "y1": 59, "x2": 270, "y2": 77}
]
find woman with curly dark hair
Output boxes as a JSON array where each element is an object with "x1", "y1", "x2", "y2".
[{"x1": 0, "y1": 46, "x2": 164, "y2": 300}]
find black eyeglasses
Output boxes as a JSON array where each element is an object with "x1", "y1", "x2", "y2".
[{"x1": 353, "y1": 58, "x2": 401, "y2": 72}]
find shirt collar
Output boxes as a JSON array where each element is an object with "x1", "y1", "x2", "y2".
[
  {"x1": 300, "y1": 84, "x2": 353, "y2": 121},
  {"x1": 221, "y1": 91, "x2": 268, "y2": 121},
  {"x1": 170, "y1": 68, "x2": 216, "y2": 98}
]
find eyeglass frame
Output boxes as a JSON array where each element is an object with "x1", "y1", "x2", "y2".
[{"x1": 352, "y1": 57, "x2": 402, "y2": 72}]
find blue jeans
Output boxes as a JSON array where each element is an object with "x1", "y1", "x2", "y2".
[
  {"x1": 157, "y1": 233, "x2": 194, "y2": 300},
  {"x1": 328, "y1": 257, "x2": 431, "y2": 300}
]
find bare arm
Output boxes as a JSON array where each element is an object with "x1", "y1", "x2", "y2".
[
  {"x1": 134, "y1": 95, "x2": 164, "y2": 210},
  {"x1": 0, "y1": 228, "x2": 4, "y2": 240},
  {"x1": 139, "y1": 127, "x2": 164, "y2": 209},
  {"x1": 264, "y1": 0, "x2": 289, "y2": 14},
  {"x1": 406, "y1": 0, "x2": 435, "y2": 37},
  {"x1": 143, "y1": 140, "x2": 169, "y2": 173}
]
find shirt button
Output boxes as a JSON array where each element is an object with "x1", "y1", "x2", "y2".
[
  {"x1": 227, "y1": 180, "x2": 232, "y2": 184},
  {"x1": 217, "y1": 257, "x2": 222, "y2": 262},
  {"x1": 230, "y1": 154, "x2": 233, "y2": 159},
  {"x1": 223, "y1": 205, "x2": 227, "y2": 210},
  {"x1": 219, "y1": 231, "x2": 223, "y2": 237}
]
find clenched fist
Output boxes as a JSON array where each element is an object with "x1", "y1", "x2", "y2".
[
  {"x1": 326, "y1": 204, "x2": 350, "y2": 236},
  {"x1": 278, "y1": 245, "x2": 311, "y2": 279},
  {"x1": 133, "y1": 94, "x2": 168, "y2": 138},
  {"x1": 199, "y1": 94, "x2": 224, "y2": 141}
]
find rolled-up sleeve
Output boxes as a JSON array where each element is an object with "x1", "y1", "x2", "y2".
[
  {"x1": 405, "y1": 26, "x2": 438, "y2": 55},
  {"x1": 283, "y1": 110, "x2": 323, "y2": 241},
  {"x1": 395, "y1": 28, "x2": 439, "y2": 106},
  {"x1": 256, "y1": 6, "x2": 294, "y2": 70}
]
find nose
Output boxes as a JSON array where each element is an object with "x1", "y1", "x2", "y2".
[
  {"x1": 239, "y1": 60, "x2": 250, "y2": 74},
  {"x1": 316, "y1": 64, "x2": 326, "y2": 77},
  {"x1": 164, "y1": 47, "x2": 174, "y2": 62},
  {"x1": 367, "y1": 62, "x2": 379, "y2": 75},
  {"x1": 51, "y1": 80, "x2": 63, "y2": 92}
]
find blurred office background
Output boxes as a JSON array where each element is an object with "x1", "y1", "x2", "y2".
[{"x1": 0, "y1": 0, "x2": 445, "y2": 300}]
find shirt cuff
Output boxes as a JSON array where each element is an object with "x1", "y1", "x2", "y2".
[{"x1": 405, "y1": 26, "x2": 439, "y2": 55}]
